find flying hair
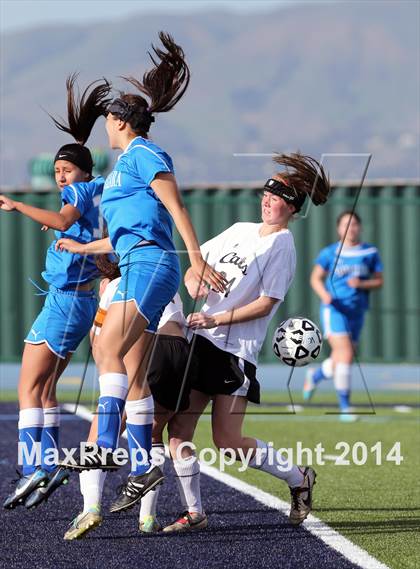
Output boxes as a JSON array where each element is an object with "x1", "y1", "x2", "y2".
[
  {"x1": 50, "y1": 73, "x2": 112, "y2": 145},
  {"x1": 273, "y1": 153, "x2": 331, "y2": 206},
  {"x1": 120, "y1": 31, "x2": 190, "y2": 115},
  {"x1": 96, "y1": 255, "x2": 121, "y2": 281}
]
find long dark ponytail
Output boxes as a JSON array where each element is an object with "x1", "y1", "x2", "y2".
[
  {"x1": 50, "y1": 73, "x2": 112, "y2": 174},
  {"x1": 108, "y1": 32, "x2": 190, "y2": 137},
  {"x1": 50, "y1": 73, "x2": 112, "y2": 144}
]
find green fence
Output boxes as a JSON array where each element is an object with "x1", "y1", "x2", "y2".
[{"x1": 1, "y1": 182, "x2": 419, "y2": 363}]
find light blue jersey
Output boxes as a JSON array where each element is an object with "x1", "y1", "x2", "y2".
[
  {"x1": 101, "y1": 136, "x2": 175, "y2": 262},
  {"x1": 315, "y1": 242, "x2": 383, "y2": 313},
  {"x1": 42, "y1": 177, "x2": 104, "y2": 288}
]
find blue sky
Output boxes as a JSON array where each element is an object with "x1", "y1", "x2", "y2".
[{"x1": 0, "y1": 0, "x2": 302, "y2": 33}]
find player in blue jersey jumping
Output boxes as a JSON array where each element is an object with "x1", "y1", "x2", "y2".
[
  {"x1": 1, "y1": 75, "x2": 111, "y2": 509},
  {"x1": 56, "y1": 32, "x2": 226, "y2": 512},
  {"x1": 303, "y1": 211, "x2": 383, "y2": 420}
]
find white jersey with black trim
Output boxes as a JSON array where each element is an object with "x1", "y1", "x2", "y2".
[
  {"x1": 194, "y1": 222, "x2": 296, "y2": 365},
  {"x1": 92, "y1": 278, "x2": 185, "y2": 335}
]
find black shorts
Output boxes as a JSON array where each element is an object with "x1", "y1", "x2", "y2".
[
  {"x1": 191, "y1": 335, "x2": 260, "y2": 404},
  {"x1": 147, "y1": 335, "x2": 198, "y2": 412}
]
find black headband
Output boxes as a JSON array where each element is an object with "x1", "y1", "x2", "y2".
[
  {"x1": 54, "y1": 143, "x2": 93, "y2": 174},
  {"x1": 108, "y1": 98, "x2": 155, "y2": 132},
  {"x1": 263, "y1": 178, "x2": 306, "y2": 212}
]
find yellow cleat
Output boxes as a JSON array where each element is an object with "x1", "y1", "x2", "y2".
[
  {"x1": 64, "y1": 508, "x2": 102, "y2": 540},
  {"x1": 139, "y1": 515, "x2": 162, "y2": 533}
]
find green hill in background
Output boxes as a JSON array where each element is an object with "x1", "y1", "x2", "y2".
[{"x1": 0, "y1": 1, "x2": 418, "y2": 186}]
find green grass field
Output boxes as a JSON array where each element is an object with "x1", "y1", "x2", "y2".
[
  {"x1": 191, "y1": 392, "x2": 420, "y2": 569},
  {"x1": 1, "y1": 389, "x2": 418, "y2": 568}
]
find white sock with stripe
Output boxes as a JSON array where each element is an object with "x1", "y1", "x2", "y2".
[
  {"x1": 172, "y1": 456, "x2": 203, "y2": 514},
  {"x1": 139, "y1": 443, "x2": 166, "y2": 520},
  {"x1": 249, "y1": 439, "x2": 304, "y2": 488}
]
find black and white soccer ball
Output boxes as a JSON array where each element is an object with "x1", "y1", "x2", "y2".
[{"x1": 272, "y1": 317, "x2": 323, "y2": 367}]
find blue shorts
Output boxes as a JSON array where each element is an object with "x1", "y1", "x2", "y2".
[
  {"x1": 320, "y1": 302, "x2": 365, "y2": 343},
  {"x1": 111, "y1": 246, "x2": 181, "y2": 332},
  {"x1": 25, "y1": 285, "x2": 97, "y2": 358}
]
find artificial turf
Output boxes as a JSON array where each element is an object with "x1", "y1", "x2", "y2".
[{"x1": 1, "y1": 389, "x2": 418, "y2": 568}]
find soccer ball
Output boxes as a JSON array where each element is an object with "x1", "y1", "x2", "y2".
[{"x1": 272, "y1": 317, "x2": 323, "y2": 367}]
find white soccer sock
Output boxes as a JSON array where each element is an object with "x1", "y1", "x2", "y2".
[
  {"x1": 333, "y1": 362, "x2": 351, "y2": 392},
  {"x1": 139, "y1": 443, "x2": 166, "y2": 520},
  {"x1": 125, "y1": 396, "x2": 155, "y2": 425},
  {"x1": 249, "y1": 439, "x2": 304, "y2": 488},
  {"x1": 172, "y1": 456, "x2": 203, "y2": 514},
  {"x1": 43, "y1": 406, "x2": 60, "y2": 427},
  {"x1": 18, "y1": 407, "x2": 44, "y2": 429},
  {"x1": 321, "y1": 357, "x2": 333, "y2": 379},
  {"x1": 79, "y1": 469, "x2": 107, "y2": 513}
]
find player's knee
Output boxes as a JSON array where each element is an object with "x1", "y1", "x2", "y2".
[
  {"x1": 168, "y1": 414, "x2": 196, "y2": 439},
  {"x1": 94, "y1": 339, "x2": 121, "y2": 368},
  {"x1": 168, "y1": 436, "x2": 192, "y2": 460},
  {"x1": 338, "y1": 348, "x2": 353, "y2": 365}
]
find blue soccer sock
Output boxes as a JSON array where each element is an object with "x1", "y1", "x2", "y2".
[
  {"x1": 314, "y1": 357, "x2": 334, "y2": 385},
  {"x1": 41, "y1": 406, "x2": 60, "y2": 472},
  {"x1": 96, "y1": 373, "x2": 128, "y2": 450},
  {"x1": 312, "y1": 367, "x2": 326, "y2": 385},
  {"x1": 337, "y1": 390, "x2": 351, "y2": 411},
  {"x1": 18, "y1": 408, "x2": 44, "y2": 475},
  {"x1": 125, "y1": 396, "x2": 154, "y2": 476}
]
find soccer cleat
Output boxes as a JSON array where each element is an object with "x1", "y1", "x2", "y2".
[
  {"x1": 289, "y1": 467, "x2": 316, "y2": 526},
  {"x1": 3, "y1": 467, "x2": 49, "y2": 510},
  {"x1": 25, "y1": 467, "x2": 70, "y2": 509},
  {"x1": 59, "y1": 444, "x2": 121, "y2": 471},
  {"x1": 303, "y1": 368, "x2": 317, "y2": 402},
  {"x1": 163, "y1": 511, "x2": 208, "y2": 533},
  {"x1": 109, "y1": 466, "x2": 164, "y2": 513},
  {"x1": 139, "y1": 515, "x2": 162, "y2": 533},
  {"x1": 63, "y1": 508, "x2": 102, "y2": 540}
]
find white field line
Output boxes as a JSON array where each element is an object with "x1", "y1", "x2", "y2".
[
  {"x1": 323, "y1": 454, "x2": 342, "y2": 461},
  {"x1": 63, "y1": 403, "x2": 390, "y2": 569}
]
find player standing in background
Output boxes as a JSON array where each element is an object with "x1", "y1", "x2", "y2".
[
  {"x1": 303, "y1": 211, "x2": 383, "y2": 420},
  {"x1": 162, "y1": 154, "x2": 331, "y2": 532},
  {"x1": 56, "y1": 32, "x2": 226, "y2": 512},
  {"x1": 1, "y1": 75, "x2": 111, "y2": 510}
]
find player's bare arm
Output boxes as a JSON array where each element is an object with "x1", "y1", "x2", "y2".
[
  {"x1": 187, "y1": 295, "x2": 278, "y2": 329},
  {"x1": 310, "y1": 264, "x2": 332, "y2": 304},
  {"x1": 0, "y1": 197, "x2": 81, "y2": 231},
  {"x1": 55, "y1": 236, "x2": 113, "y2": 254},
  {"x1": 347, "y1": 272, "x2": 384, "y2": 290},
  {"x1": 152, "y1": 173, "x2": 227, "y2": 293}
]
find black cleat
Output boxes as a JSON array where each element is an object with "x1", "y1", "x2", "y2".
[
  {"x1": 59, "y1": 444, "x2": 121, "y2": 471},
  {"x1": 289, "y1": 467, "x2": 316, "y2": 526},
  {"x1": 3, "y1": 467, "x2": 49, "y2": 510},
  {"x1": 25, "y1": 467, "x2": 70, "y2": 509},
  {"x1": 109, "y1": 466, "x2": 164, "y2": 513}
]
